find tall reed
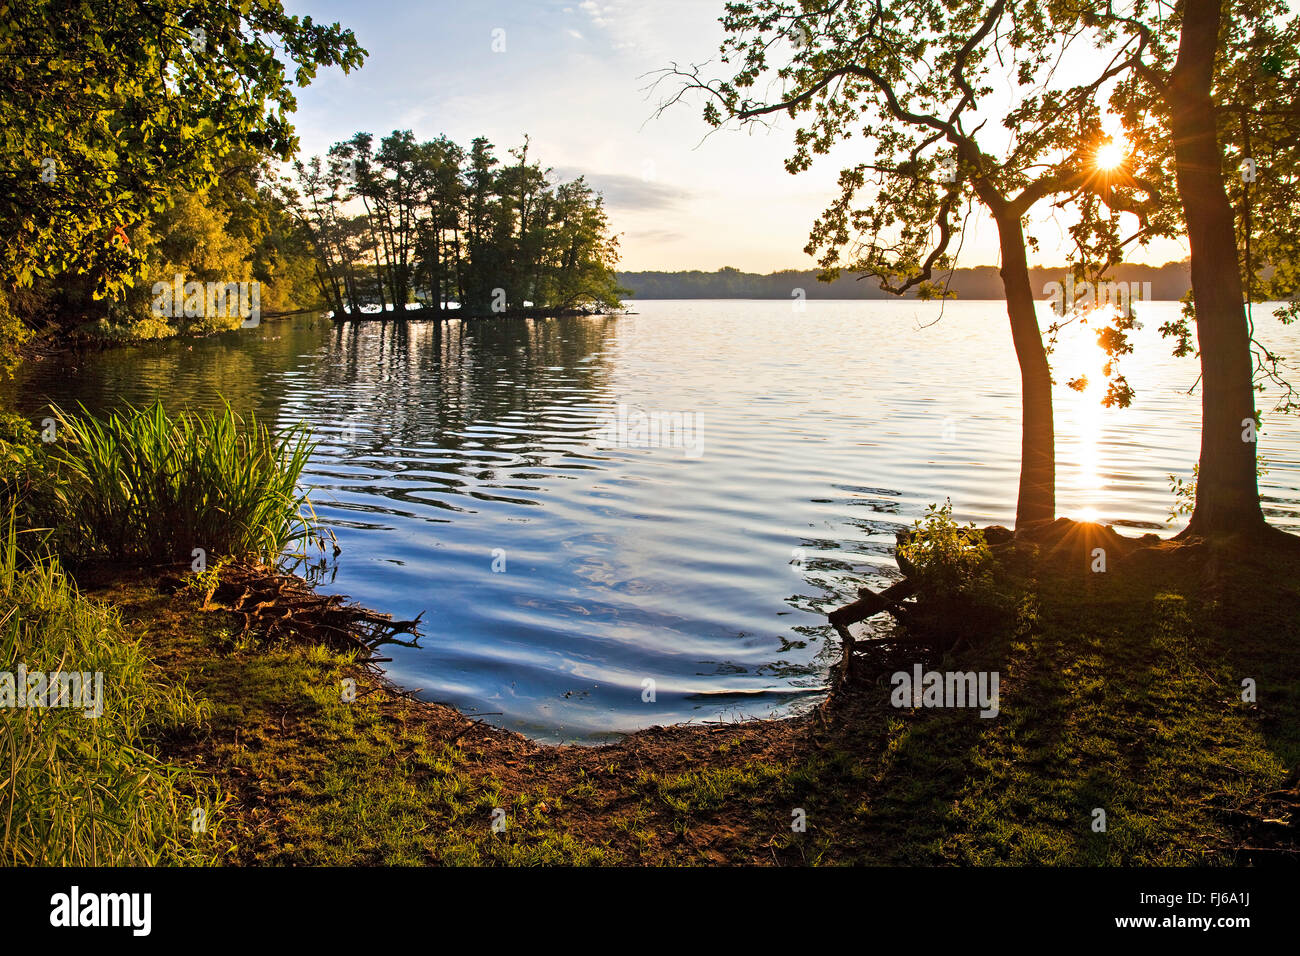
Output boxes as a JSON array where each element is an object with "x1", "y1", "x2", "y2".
[{"x1": 48, "y1": 401, "x2": 317, "y2": 565}]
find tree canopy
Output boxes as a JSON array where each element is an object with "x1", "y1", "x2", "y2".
[
  {"x1": 0, "y1": 0, "x2": 364, "y2": 294},
  {"x1": 287, "y1": 130, "x2": 626, "y2": 317}
]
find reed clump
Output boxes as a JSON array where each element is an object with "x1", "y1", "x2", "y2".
[{"x1": 47, "y1": 401, "x2": 316, "y2": 566}]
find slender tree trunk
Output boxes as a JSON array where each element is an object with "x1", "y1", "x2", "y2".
[
  {"x1": 343, "y1": 266, "x2": 359, "y2": 315},
  {"x1": 304, "y1": 194, "x2": 346, "y2": 317},
  {"x1": 994, "y1": 206, "x2": 1056, "y2": 529},
  {"x1": 453, "y1": 226, "x2": 466, "y2": 311},
  {"x1": 382, "y1": 200, "x2": 402, "y2": 310},
  {"x1": 1168, "y1": 0, "x2": 1264, "y2": 537},
  {"x1": 341, "y1": 235, "x2": 361, "y2": 315},
  {"x1": 433, "y1": 229, "x2": 443, "y2": 312},
  {"x1": 310, "y1": 235, "x2": 344, "y2": 317},
  {"x1": 328, "y1": 266, "x2": 344, "y2": 317},
  {"x1": 396, "y1": 194, "x2": 412, "y2": 309},
  {"x1": 310, "y1": 261, "x2": 341, "y2": 317},
  {"x1": 378, "y1": 196, "x2": 400, "y2": 309},
  {"x1": 360, "y1": 197, "x2": 389, "y2": 313},
  {"x1": 394, "y1": 187, "x2": 408, "y2": 309}
]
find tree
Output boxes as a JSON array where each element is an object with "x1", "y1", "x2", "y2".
[
  {"x1": 294, "y1": 132, "x2": 625, "y2": 317},
  {"x1": 462, "y1": 136, "x2": 508, "y2": 314},
  {"x1": 330, "y1": 134, "x2": 391, "y2": 314},
  {"x1": 0, "y1": 0, "x2": 364, "y2": 354},
  {"x1": 660, "y1": 0, "x2": 1159, "y2": 529},
  {"x1": 1097, "y1": 0, "x2": 1300, "y2": 541},
  {"x1": 199, "y1": 150, "x2": 322, "y2": 317},
  {"x1": 413, "y1": 136, "x2": 467, "y2": 311},
  {"x1": 116, "y1": 188, "x2": 255, "y2": 337},
  {"x1": 286, "y1": 156, "x2": 353, "y2": 318},
  {"x1": 372, "y1": 130, "x2": 423, "y2": 310},
  {"x1": 541, "y1": 179, "x2": 626, "y2": 311}
]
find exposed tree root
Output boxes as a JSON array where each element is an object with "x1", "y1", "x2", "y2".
[
  {"x1": 827, "y1": 526, "x2": 1015, "y2": 684},
  {"x1": 828, "y1": 578, "x2": 917, "y2": 683},
  {"x1": 160, "y1": 562, "x2": 422, "y2": 662},
  {"x1": 825, "y1": 515, "x2": 1300, "y2": 683}
]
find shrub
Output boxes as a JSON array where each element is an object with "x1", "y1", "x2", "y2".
[
  {"x1": 0, "y1": 411, "x2": 71, "y2": 555},
  {"x1": 898, "y1": 500, "x2": 996, "y2": 601},
  {"x1": 0, "y1": 287, "x2": 32, "y2": 377},
  {"x1": 47, "y1": 400, "x2": 317, "y2": 565},
  {"x1": 896, "y1": 500, "x2": 1008, "y2": 649}
]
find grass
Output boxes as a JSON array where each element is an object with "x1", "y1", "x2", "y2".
[
  {"x1": 3, "y1": 433, "x2": 1293, "y2": 868},
  {"x1": 102, "y1": 575, "x2": 617, "y2": 865},
  {"x1": 67, "y1": 530, "x2": 1289, "y2": 866},
  {"x1": 47, "y1": 400, "x2": 316, "y2": 565},
  {"x1": 0, "y1": 523, "x2": 224, "y2": 865}
]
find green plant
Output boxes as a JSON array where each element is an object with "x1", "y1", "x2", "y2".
[
  {"x1": 0, "y1": 412, "x2": 72, "y2": 556},
  {"x1": 1167, "y1": 465, "x2": 1199, "y2": 522},
  {"x1": 48, "y1": 400, "x2": 317, "y2": 565},
  {"x1": 894, "y1": 500, "x2": 1010, "y2": 650},
  {"x1": 0, "y1": 288, "x2": 32, "y2": 377},
  {"x1": 0, "y1": 518, "x2": 225, "y2": 864},
  {"x1": 1167, "y1": 457, "x2": 1269, "y2": 523},
  {"x1": 898, "y1": 500, "x2": 996, "y2": 602},
  {"x1": 0, "y1": 412, "x2": 43, "y2": 502}
]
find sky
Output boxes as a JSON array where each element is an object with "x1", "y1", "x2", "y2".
[{"x1": 282, "y1": 0, "x2": 1191, "y2": 273}]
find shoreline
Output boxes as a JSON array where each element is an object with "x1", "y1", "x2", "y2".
[
  {"x1": 70, "y1": 520, "x2": 1300, "y2": 865},
  {"x1": 326, "y1": 306, "x2": 628, "y2": 323},
  {"x1": 87, "y1": 563, "x2": 811, "y2": 865},
  {"x1": 13, "y1": 306, "x2": 633, "y2": 364}
]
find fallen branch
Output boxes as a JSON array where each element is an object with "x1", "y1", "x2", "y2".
[
  {"x1": 164, "y1": 562, "x2": 423, "y2": 661},
  {"x1": 827, "y1": 578, "x2": 918, "y2": 682}
]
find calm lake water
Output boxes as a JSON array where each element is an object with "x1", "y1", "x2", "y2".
[{"x1": 11, "y1": 299, "x2": 1300, "y2": 742}]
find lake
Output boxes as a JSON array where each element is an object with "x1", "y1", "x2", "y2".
[{"x1": 11, "y1": 299, "x2": 1300, "y2": 742}]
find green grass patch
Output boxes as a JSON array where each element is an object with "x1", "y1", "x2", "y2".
[
  {"x1": 21, "y1": 526, "x2": 1297, "y2": 868},
  {"x1": 0, "y1": 525, "x2": 223, "y2": 865}
]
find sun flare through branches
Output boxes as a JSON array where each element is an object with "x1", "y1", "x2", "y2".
[{"x1": 1094, "y1": 139, "x2": 1127, "y2": 172}]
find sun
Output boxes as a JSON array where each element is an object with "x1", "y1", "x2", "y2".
[{"x1": 1095, "y1": 139, "x2": 1127, "y2": 171}]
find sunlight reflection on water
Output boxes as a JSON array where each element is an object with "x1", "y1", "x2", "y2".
[{"x1": 12, "y1": 299, "x2": 1300, "y2": 741}]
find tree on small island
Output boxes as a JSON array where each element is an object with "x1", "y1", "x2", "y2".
[{"x1": 288, "y1": 130, "x2": 627, "y2": 319}]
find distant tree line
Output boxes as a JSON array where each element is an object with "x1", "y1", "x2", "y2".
[
  {"x1": 287, "y1": 131, "x2": 626, "y2": 317},
  {"x1": 618, "y1": 263, "x2": 1194, "y2": 301}
]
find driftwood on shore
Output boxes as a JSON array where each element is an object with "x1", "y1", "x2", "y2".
[
  {"x1": 827, "y1": 578, "x2": 918, "y2": 681},
  {"x1": 162, "y1": 562, "x2": 422, "y2": 662}
]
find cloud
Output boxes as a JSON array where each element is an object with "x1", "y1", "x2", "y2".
[
  {"x1": 563, "y1": 1, "x2": 645, "y2": 55},
  {"x1": 553, "y1": 168, "x2": 692, "y2": 211},
  {"x1": 579, "y1": 1, "x2": 612, "y2": 28},
  {"x1": 626, "y1": 229, "x2": 686, "y2": 243}
]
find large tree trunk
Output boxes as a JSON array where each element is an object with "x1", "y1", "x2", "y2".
[
  {"x1": 994, "y1": 208, "x2": 1056, "y2": 528},
  {"x1": 1168, "y1": 0, "x2": 1265, "y2": 537}
]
